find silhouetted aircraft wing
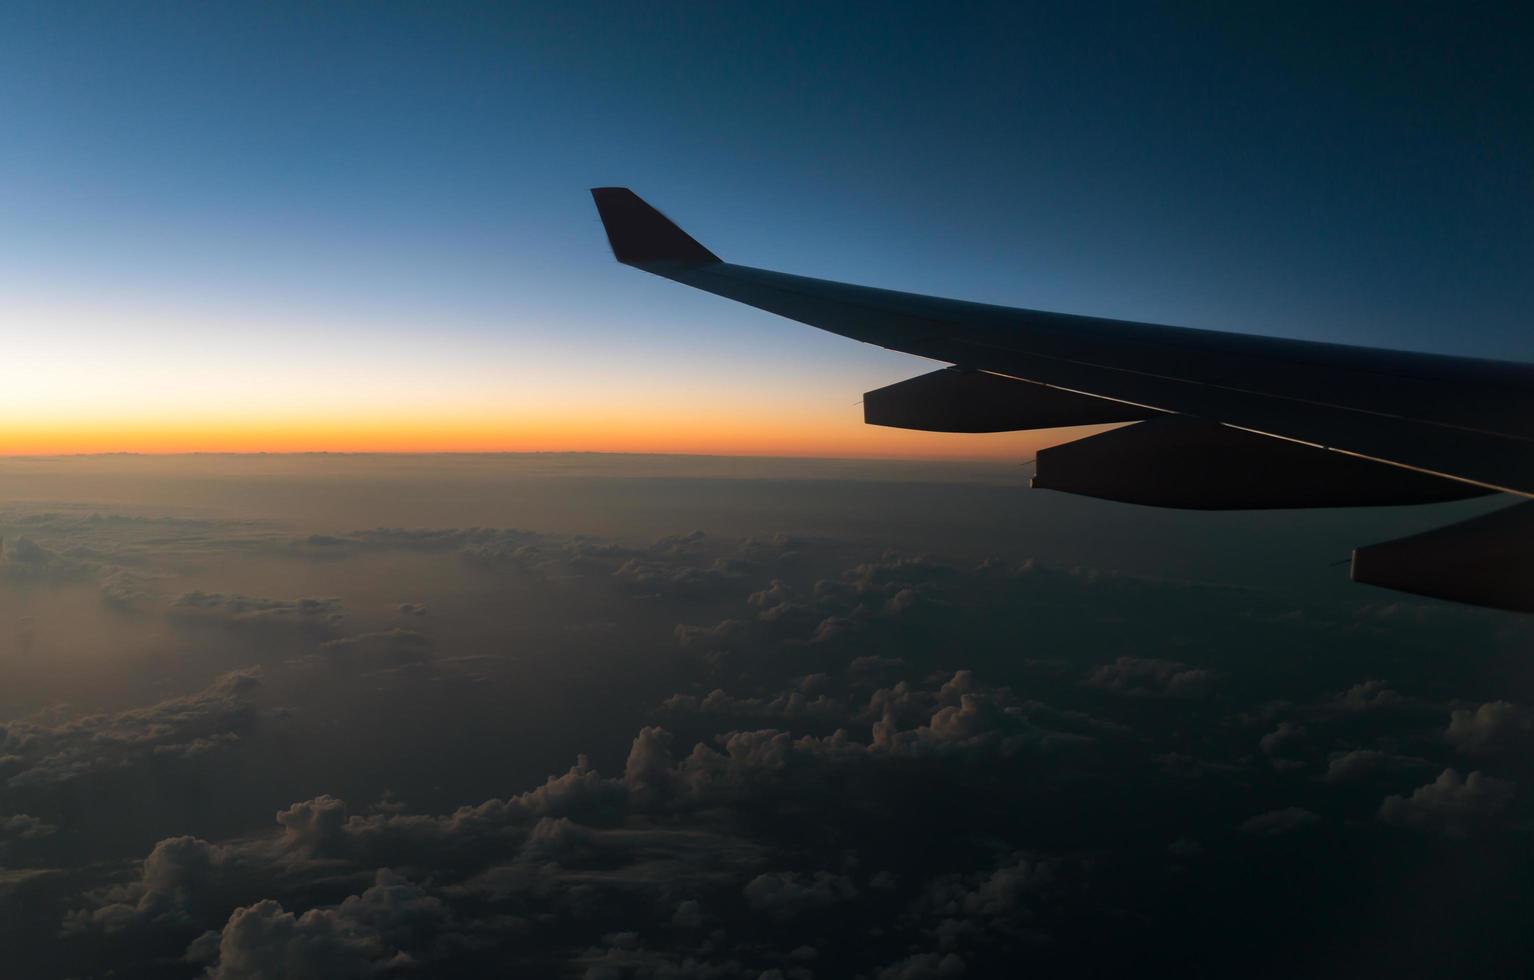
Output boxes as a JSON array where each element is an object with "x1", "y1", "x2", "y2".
[{"x1": 590, "y1": 187, "x2": 1534, "y2": 611}]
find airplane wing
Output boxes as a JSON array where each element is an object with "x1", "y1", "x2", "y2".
[{"x1": 590, "y1": 187, "x2": 1534, "y2": 612}]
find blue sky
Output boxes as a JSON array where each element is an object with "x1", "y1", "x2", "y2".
[{"x1": 2, "y1": 2, "x2": 1530, "y2": 452}]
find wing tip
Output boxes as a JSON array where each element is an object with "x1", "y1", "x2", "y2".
[{"x1": 590, "y1": 187, "x2": 721, "y2": 266}]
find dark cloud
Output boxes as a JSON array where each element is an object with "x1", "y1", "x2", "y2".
[
  {"x1": 661, "y1": 687, "x2": 845, "y2": 724},
  {"x1": 6, "y1": 464, "x2": 1534, "y2": 979},
  {"x1": 1326, "y1": 680, "x2": 1417, "y2": 714},
  {"x1": 1319, "y1": 749, "x2": 1431, "y2": 785},
  {"x1": 874, "y1": 951, "x2": 968, "y2": 979},
  {"x1": 1, "y1": 536, "x2": 82, "y2": 578},
  {"x1": 1240, "y1": 807, "x2": 1322, "y2": 836},
  {"x1": 2, "y1": 669, "x2": 262, "y2": 791},
  {"x1": 1085, "y1": 657, "x2": 1216, "y2": 699},
  {"x1": 1378, "y1": 769, "x2": 1518, "y2": 838},
  {"x1": 1445, "y1": 701, "x2": 1534, "y2": 755},
  {"x1": 1259, "y1": 721, "x2": 1307, "y2": 757},
  {"x1": 170, "y1": 592, "x2": 343, "y2": 631},
  {"x1": 743, "y1": 871, "x2": 858, "y2": 920},
  {"x1": 320, "y1": 629, "x2": 434, "y2": 665},
  {"x1": 1, "y1": 813, "x2": 57, "y2": 842},
  {"x1": 0, "y1": 510, "x2": 286, "y2": 607},
  {"x1": 187, "y1": 870, "x2": 451, "y2": 980}
]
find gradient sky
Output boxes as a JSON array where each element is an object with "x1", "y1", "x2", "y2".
[{"x1": 2, "y1": 2, "x2": 1530, "y2": 456}]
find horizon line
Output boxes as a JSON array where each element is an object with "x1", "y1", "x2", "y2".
[{"x1": 0, "y1": 448, "x2": 1033, "y2": 465}]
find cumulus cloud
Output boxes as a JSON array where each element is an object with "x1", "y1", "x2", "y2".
[
  {"x1": 661, "y1": 688, "x2": 845, "y2": 724},
  {"x1": 1, "y1": 813, "x2": 57, "y2": 842},
  {"x1": 12, "y1": 489, "x2": 1534, "y2": 978},
  {"x1": 876, "y1": 952, "x2": 967, "y2": 979},
  {"x1": 1378, "y1": 769, "x2": 1517, "y2": 838},
  {"x1": 0, "y1": 536, "x2": 83, "y2": 578},
  {"x1": 62, "y1": 691, "x2": 1090, "y2": 969},
  {"x1": 1166, "y1": 838, "x2": 1203, "y2": 859},
  {"x1": 1259, "y1": 721, "x2": 1307, "y2": 761},
  {"x1": 320, "y1": 629, "x2": 434, "y2": 665},
  {"x1": 1319, "y1": 749, "x2": 1429, "y2": 784},
  {"x1": 2, "y1": 668, "x2": 262, "y2": 791},
  {"x1": 187, "y1": 870, "x2": 450, "y2": 979},
  {"x1": 673, "y1": 620, "x2": 744, "y2": 650},
  {"x1": 743, "y1": 871, "x2": 857, "y2": 920},
  {"x1": 0, "y1": 510, "x2": 286, "y2": 605},
  {"x1": 0, "y1": 533, "x2": 156, "y2": 603},
  {"x1": 1327, "y1": 680, "x2": 1414, "y2": 714},
  {"x1": 613, "y1": 557, "x2": 744, "y2": 599},
  {"x1": 306, "y1": 527, "x2": 540, "y2": 556},
  {"x1": 170, "y1": 590, "x2": 343, "y2": 628},
  {"x1": 1086, "y1": 657, "x2": 1216, "y2": 699},
  {"x1": 1240, "y1": 807, "x2": 1321, "y2": 836},
  {"x1": 1445, "y1": 701, "x2": 1534, "y2": 755},
  {"x1": 670, "y1": 898, "x2": 704, "y2": 929},
  {"x1": 893, "y1": 851, "x2": 1071, "y2": 962}
]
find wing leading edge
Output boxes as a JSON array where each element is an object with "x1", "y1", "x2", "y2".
[{"x1": 590, "y1": 187, "x2": 1534, "y2": 611}]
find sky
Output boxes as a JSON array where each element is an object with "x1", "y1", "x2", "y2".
[
  {"x1": 2, "y1": 2, "x2": 1531, "y2": 456},
  {"x1": 2, "y1": 454, "x2": 1532, "y2": 978},
  {"x1": 3, "y1": 10, "x2": 1534, "y2": 976}
]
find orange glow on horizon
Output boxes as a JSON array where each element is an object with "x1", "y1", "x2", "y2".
[
  {"x1": 0, "y1": 301, "x2": 1105, "y2": 462},
  {"x1": 0, "y1": 410, "x2": 1089, "y2": 460}
]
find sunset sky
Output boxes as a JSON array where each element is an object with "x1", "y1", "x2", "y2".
[
  {"x1": 2, "y1": 3, "x2": 1530, "y2": 456},
  {"x1": 7, "y1": 8, "x2": 1534, "y2": 980}
]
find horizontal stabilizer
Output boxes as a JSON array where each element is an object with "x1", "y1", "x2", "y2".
[
  {"x1": 1352, "y1": 501, "x2": 1534, "y2": 612},
  {"x1": 1032, "y1": 415, "x2": 1492, "y2": 510},
  {"x1": 864, "y1": 368, "x2": 1152, "y2": 433},
  {"x1": 590, "y1": 187, "x2": 720, "y2": 266}
]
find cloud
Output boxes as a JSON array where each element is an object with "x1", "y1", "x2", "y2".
[
  {"x1": 1378, "y1": 769, "x2": 1517, "y2": 838},
  {"x1": 570, "y1": 943, "x2": 749, "y2": 979},
  {"x1": 0, "y1": 510, "x2": 285, "y2": 605},
  {"x1": 670, "y1": 899, "x2": 704, "y2": 928},
  {"x1": 187, "y1": 870, "x2": 450, "y2": 979},
  {"x1": 1240, "y1": 807, "x2": 1321, "y2": 836},
  {"x1": 0, "y1": 812, "x2": 58, "y2": 865},
  {"x1": 742, "y1": 871, "x2": 857, "y2": 920},
  {"x1": 613, "y1": 558, "x2": 744, "y2": 599},
  {"x1": 1166, "y1": 838, "x2": 1203, "y2": 859},
  {"x1": 0, "y1": 534, "x2": 157, "y2": 604},
  {"x1": 894, "y1": 851, "x2": 1069, "y2": 961},
  {"x1": 673, "y1": 620, "x2": 744, "y2": 650},
  {"x1": 661, "y1": 688, "x2": 845, "y2": 724},
  {"x1": 60, "y1": 692, "x2": 1089, "y2": 968},
  {"x1": 320, "y1": 629, "x2": 435, "y2": 665},
  {"x1": 875, "y1": 952, "x2": 967, "y2": 979},
  {"x1": 303, "y1": 527, "x2": 540, "y2": 557},
  {"x1": 1, "y1": 537, "x2": 80, "y2": 577},
  {"x1": 1445, "y1": 701, "x2": 1534, "y2": 755},
  {"x1": 0, "y1": 813, "x2": 57, "y2": 842},
  {"x1": 1326, "y1": 680, "x2": 1414, "y2": 714},
  {"x1": 1085, "y1": 657, "x2": 1216, "y2": 699},
  {"x1": 1259, "y1": 721, "x2": 1307, "y2": 757},
  {"x1": 14, "y1": 497, "x2": 1534, "y2": 977},
  {"x1": 170, "y1": 591, "x2": 344, "y2": 631},
  {"x1": 2, "y1": 668, "x2": 262, "y2": 791},
  {"x1": 1319, "y1": 749, "x2": 1430, "y2": 784}
]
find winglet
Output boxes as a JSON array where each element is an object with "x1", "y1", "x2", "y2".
[{"x1": 591, "y1": 188, "x2": 721, "y2": 266}]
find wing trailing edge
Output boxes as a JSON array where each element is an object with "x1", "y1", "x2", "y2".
[
  {"x1": 1352, "y1": 501, "x2": 1534, "y2": 612},
  {"x1": 864, "y1": 368, "x2": 1153, "y2": 433},
  {"x1": 1033, "y1": 416, "x2": 1493, "y2": 510}
]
